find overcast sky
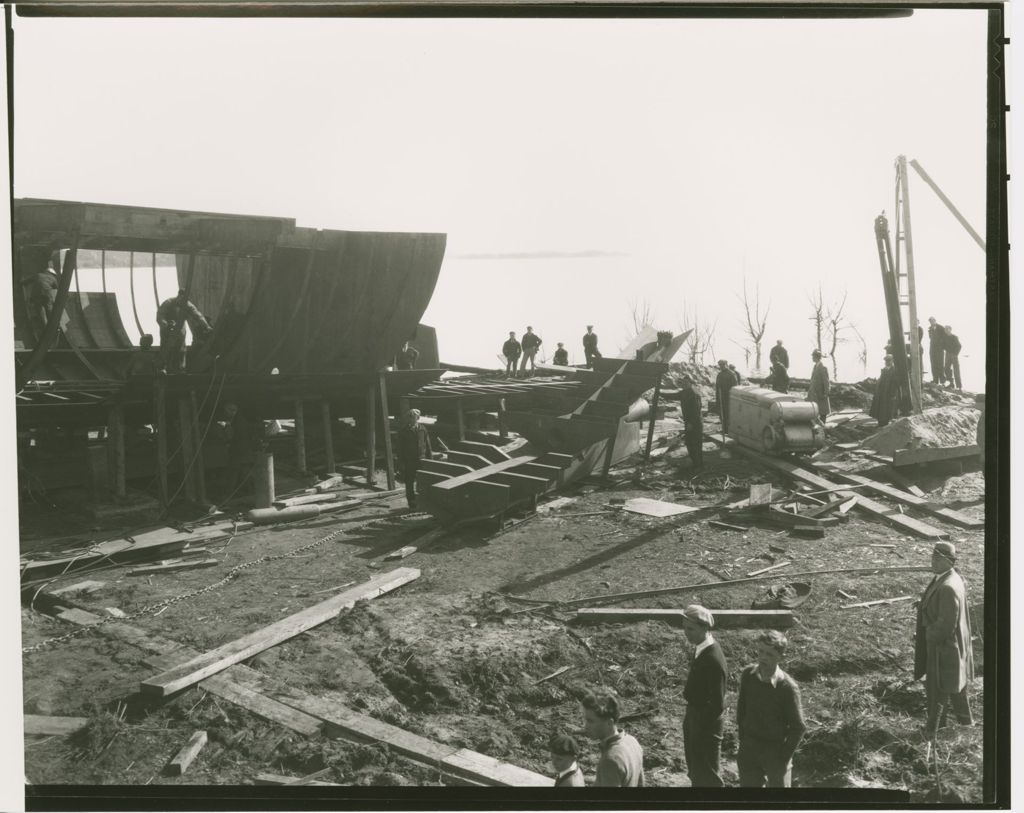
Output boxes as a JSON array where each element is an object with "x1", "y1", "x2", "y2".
[{"x1": 12, "y1": 12, "x2": 989, "y2": 382}]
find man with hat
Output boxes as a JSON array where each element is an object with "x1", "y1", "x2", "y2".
[
  {"x1": 677, "y1": 376, "x2": 704, "y2": 469},
  {"x1": 715, "y1": 360, "x2": 738, "y2": 434},
  {"x1": 519, "y1": 326, "x2": 543, "y2": 377},
  {"x1": 553, "y1": 342, "x2": 569, "y2": 367},
  {"x1": 681, "y1": 605, "x2": 727, "y2": 788},
  {"x1": 397, "y1": 408, "x2": 433, "y2": 509},
  {"x1": 927, "y1": 317, "x2": 947, "y2": 385},
  {"x1": 548, "y1": 733, "x2": 585, "y2": 787},
  {"x1": 502, "y1": 331, "x2": 522, "y2": 378},
  {"x1": 914, "y1": 542, "x2": 975, "y2": 740},
  {"x1": 806, "y1": 349, "x2": 831, "y2": 421},
  {"x1": 582, "y1": 325, "x2": 601, "y2": 368}
]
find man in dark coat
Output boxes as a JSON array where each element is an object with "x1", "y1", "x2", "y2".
[
  {"x1": 806, "y1": 350, "x2": 831, "y2": 420},
  {"x1": 769, "y1": 340, "x2": 789, "y2": 370},
  {"x1": 157, "y1": 289, "x2": 213, "y2": 373},
  {"x1": 396, "y1": 409, "x2": 433, "y2": 509},
  {"x1": 729, "y1": 363, "x2": 743, "y2": 384},
  {"x1": 943, "y1": 325, "x2": 962, "y2": 390},
  {"x1": 927, "y1": 318, "x2": 946, "y2": 384},
  {"x1": 553, "y1": 342, "x2": 569, "y2": 366},
  {"x1": 519, "y1": 326, "x2": 543, "y2": 377},
  {"x1": 869, "y1": 354, "x2": 899, "y2": 428},
  {"x1": 582, "y1": 325, "x2": 601, "y2": 368},
  {"x1": 915, "y1": 542, "x2": 975, "y2": 740},
  {"x1": 28, "y1": 260, "x2": 60, "y2": 331},
  {"x1": 395, "y1": 341, "x2": 419, "y2": 370},
  {"x1": 715, "y1": 360, "x2": 738, "y2": 434},
  {"x1": 678, "y1": 376, "x2": 703, "y2": 468},
  {"x1": 125, "y1": 334, "x2": 159, "y2": 377},
  {"x1": 767, "y1": 361, "x2": 789, "y2": 393},
  {"x1": 681, "y1": 605, "x2": 727, "y2": 787},
  {"x1": 736, "y1": 631, "x2": 806, "y2": 788},
  {"x1": 502, "y1": 332, "x2": 521, "y2": 378}
]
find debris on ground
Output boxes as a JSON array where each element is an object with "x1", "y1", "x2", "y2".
[{"x1": 861, "y1": 406, "x2": 980, "y2": 456}]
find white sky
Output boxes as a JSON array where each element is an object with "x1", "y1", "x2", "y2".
[{"x1": 13, "y1": 13, "x2": 989, "y2": 383}]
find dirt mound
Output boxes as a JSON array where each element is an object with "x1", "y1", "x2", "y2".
[
  {"x1": 931, "y1": 472, "x2": 985, "y2": 504},
  {"x1": 829, "y1": 382, "x2": 874, "y2": 411},
  {"x1": 862, "y1": 406, "x2": 979, "y2": 456}
]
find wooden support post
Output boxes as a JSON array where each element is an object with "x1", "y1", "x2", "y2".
[
  {"x1": 455, "y1": 399, "x2": 466, "y2": 442},
  {"x1": 155, "y1": 378, "x2": 169, "y2": 506},
  {"x1": 379, "y1": 372, "x2": 396, "y2": 491},
  {"x1": 107, "y1": 403, "x2": 126, "y2": 498},
  {"x1": 189, "y1": 391, "x2": 207, "y2": 505},
  {"x1": 601, "y1": 431, "x2": 617, "y2": 480},
  {"x1": 498, "y1": 397, "x2": 508, "y2": 439},
  {"x1": 177, "y1": 397, "x2": 198, "y2": 503},
  {"x1": 321, "y1": 400, "x2": 335, "y2": 474},
  {"x1": 644, "y1": 379, "x2": 661, "y2": 460},
  {"x1": 253, "y1": 451, "x2": 275, "y2": 508},
  {"x1": 898, "y1": 155, "x2": 924, "y2": 414},
  {"x1": 366, "y1": 385, "x2": 377, "y2": 486},
  {"x1": 294, "y1": 399, "x2": 307, "y2": 474}
]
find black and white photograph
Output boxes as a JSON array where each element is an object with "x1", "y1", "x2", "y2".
[{"x1": 4, "y1": 2, "x2": 1012, "y2": 808}]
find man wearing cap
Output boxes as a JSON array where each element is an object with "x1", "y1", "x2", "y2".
[
  {"x1": 678, "y1": 376, "x2": 704, "y2": 469},
  {"x1": 915, "y1": 542, "x2": 975, "y2": 739},
  {"x1": 548, "y1": 733, "x2": 585, "y2": 787},
  {"x1": 518, "y1": 326, "x2": 542, "y2": 377},
  {"x1": 927, "y1": 318, "x2": 947, "y2": 385},
  {"x1": 580, "y1": 691, "x2": 645, "y2": 787},
  {"x1": 715, "y1": 360, "x2": 738, "y2": 435},
  {"x1": 681, "y1": 605, "x2": 727, "y2": 788},
  {"x1": 553, "y1": 342, "x2": 569, "y2": 367},
  {"x1": 397, "y1": 409, "x2": 433, "y2": 509},
  {"x1": 582, "y1": 325, "x2": 601, "y2": 368},
  {"x1": 943, "y1": 325, "x2": 963, "y2": 391},
  {"x1": 806, "y1": 349, "x2": 831, "y2": 421},
  {"x1": 736, "y1": 630, "x2": 806, "y2": 788},
  {"x1": 502, "y1": 331, "x2": 521, "y2": 378}
]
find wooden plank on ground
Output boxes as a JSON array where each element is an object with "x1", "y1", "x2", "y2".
[
  {"x1": 272, "y1": 493, "x2": 344, "y2": 509},
  {"x1": 384, "y1": 546, "x2": 417, "y2": 560},
  {"x1": 49, "y1": 580, "x2": 106, "y2": 596},
  {"x1": 448, "y1": 441, "x2": 511, "y2": 463},
  {"x1": 140, "y1": 569, "x2": 420, "y2": 697},
  {"x1": 825, "y1": 471, "x2": 984, "y2": 529},
  {"x1": 23, "y1": 715, "x2": 90, "y2": 736},
  {"x1": 893, "y1": 444, "x2": 980, "y2": 467},
  {"x1": 254, "y1": 773, "x2": 339, "y2": 786},
  {"x1": 167, "y1": 730, "x2": 207, "y2": 775},
  {"x1": 575, "y1": 608, "x2": 794, "y2": 628},
  {"x1": 127, "y1": 559, "x2": 219, "y2": 576},
  {"x1": 727, "y1": 443, "x2": 949, "y2": 540}
]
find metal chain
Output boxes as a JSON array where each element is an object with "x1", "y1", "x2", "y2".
[{"x1": 23, "y1": 521, "x2": 357, "y2": 654}]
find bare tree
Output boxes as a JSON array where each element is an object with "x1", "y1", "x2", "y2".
[
  {"x1": 824, "y1": 290, "x2": 850, "y2": 379},
  {"x1": 808, "y1": 284, "x2": 825, "y2": 353},
  {"x1": 627, "y1": 298, "x2": 655, "y2": 338},
  {"x1": 677, "y1": 304, "x2": 717, "y2": 365},
  {"x1": 737, "y1": 277, "x2": 770, "y2": 373},
  {"x1": 849, "y1": 323, "x2": 868, "y2": 377},
  {"x1": 729, "y1": 339, "x2": 752, "y2": 371}
]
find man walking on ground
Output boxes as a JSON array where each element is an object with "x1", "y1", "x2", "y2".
[
  {"x1": 548, "y1": 733, "x2": 585, "y2": 787},
  {"x1": 502, "y1": 331, "x2": 521, "y2": 378},
  {"x1": 769, "y1": 339, "x2": 789, "y2": 370},
  {"x1": 395, "y1": 340, "x2": 419, "y2": 370},
  {"x1": 678, "y1": 375, "x2": 704, "y2": 469},
  {"x1": 806, "y1": 349, "x2": 831, "y2": 421},
  {"x1": 396, "y1": 409, "x2": 433, "y2": 510},
  {"x1": 736, "y1": 630, "x2": 806, "y2": 788},
  {"x1": 580, "y1": 691, "x2": 645, "y2": 787},
  {"x1": 681, "y1": 605, "x2": 727, "y2": 788},
  {"x1": 553, "y1": 342, "x2": 569, "y2": 366},
  {"x1": 927, "y1": 318, "x2": 946, "y2": 385},
  {"x1": 943, "y1": 325, "x2": 962, "y2": 390},
  {"x1": 715, "y1": 360, "x2": 738, "y2": 435},
  {"x1": 520, "y1": 326, "x2": 542, "y2": 377},
  {"x1": 583, "y1": 325, "x2": 601, "y2": 368},
  {"x1": 914, "y1": 542, "x2": 975, "y2": 741}
]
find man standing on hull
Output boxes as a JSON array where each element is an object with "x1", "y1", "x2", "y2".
[{"x1": 582, "y1": 325, "x2": 601, "y2": 368}]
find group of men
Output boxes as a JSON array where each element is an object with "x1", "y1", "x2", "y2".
[
  {"x1": 501, "y1": 325, "x2": 602, "y2": 377},
  {"x1": 544, "y1": 537, "x2": 975, "y2": 789},
  {"x1": 926, "y1": 317, "x2": 964, "y2": 391}
]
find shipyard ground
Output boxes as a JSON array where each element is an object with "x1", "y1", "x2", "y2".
[{"x1": 20, "y1": 390, "x2": 985, "y2": 800}]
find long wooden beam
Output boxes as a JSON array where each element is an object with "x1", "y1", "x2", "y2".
[
  {"x1": 140, "y1": 568, "x2": 419, "y2": 697},
  {"x1": 727, "y1": 443, "x2": 949, "y2": 540},
  {"x1": 822, "y1": 470, "x2": 983, "y2": 529},
  {"x1": 575, "y1": 607, "x2": 794, "y2": 628}
]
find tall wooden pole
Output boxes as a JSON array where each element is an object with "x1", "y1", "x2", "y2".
[
  {"x1": 365, "y1": 384, "x2": 377, "y2": 486},
  {"x1": 294, "y1": 398, "x2": 307, "y2": 474},
  {"x1": 155, "y1": 377, "x2": 169, "y2": 506},
  {"x1": 898, "y1": 156, "x2": 923, "y2": 414},
  {"x1": 644, "y1": 380, "x2": 662, "y2": 460},
  {"x1": 321, "y1": 400, "x2": 336, "y2": 474},
  {"x1": 379, "y1": 372, "x2": 396, "y2": 490}
]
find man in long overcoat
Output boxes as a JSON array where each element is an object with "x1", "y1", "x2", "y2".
[
  {"x1": 914, "y1": 541, "x2": 975, "y2": 739},
  {"x1": 715, "y1": 360, "x2": 738, "y2": 434},
  {"x1": 806, "y1": 350, "x2": 831, "y2": 421},
  {"x1": 869, "y1": 354, "x2": 899, "y2": 428}
]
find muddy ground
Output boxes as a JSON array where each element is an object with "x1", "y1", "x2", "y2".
[{"x1": 20, "y1": 398, "x2": 986, "y2": 800}]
